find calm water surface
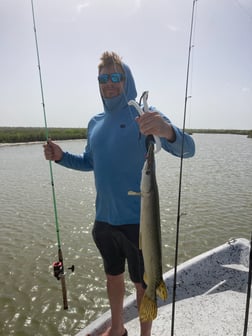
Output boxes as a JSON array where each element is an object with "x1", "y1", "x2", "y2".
[{"x1": 0, "y1": 134, "x2": 251, "y2": 336}]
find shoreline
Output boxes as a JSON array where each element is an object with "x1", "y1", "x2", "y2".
[
  {"x1": 0, "y1": 139, "x2": 84, "y2": 148},
  {"x1": 0, "y1": 127, "x2": 251, "y2": 145}
]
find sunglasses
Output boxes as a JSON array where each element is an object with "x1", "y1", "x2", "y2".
[{"x1": 98, "y1": 73, "x2": 124, "y2": 84}]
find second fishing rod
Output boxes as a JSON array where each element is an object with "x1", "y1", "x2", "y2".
[{"x1": 171, "y1": 0, "x2": 198, "y2": 335}]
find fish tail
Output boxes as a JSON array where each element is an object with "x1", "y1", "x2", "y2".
[
  {"x1": 156, "y1": 280, "x2": 168, "y2": 301},
  {"x1": 139, "y1": 293, "x2": 157, "y2": 322}
]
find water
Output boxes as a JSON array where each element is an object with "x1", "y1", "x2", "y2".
[{"x1": 0, "y1": 134, "x2": 251, "y2": 336}]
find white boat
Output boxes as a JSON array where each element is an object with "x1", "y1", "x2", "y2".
[{"x1": 75, "y1": 238, "x2": 251, "y2": 336}]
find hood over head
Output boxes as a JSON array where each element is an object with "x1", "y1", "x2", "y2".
[{"x1": 101, "y1": 62, "x2": 137, "y2": 113}]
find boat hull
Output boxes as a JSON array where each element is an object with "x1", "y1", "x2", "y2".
[{"x1": 76, "y1": 238, "x2": 251, "y2": 336}]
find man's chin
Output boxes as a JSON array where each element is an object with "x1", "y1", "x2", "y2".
[{"x1": 104, "y1": 92, "x2": 120, "y2": 99}]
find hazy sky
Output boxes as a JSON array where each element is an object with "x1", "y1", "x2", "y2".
[{"x1": 1, "y1": 0, "x2": 252, "y2": 129}]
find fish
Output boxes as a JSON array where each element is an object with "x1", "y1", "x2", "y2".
[{"x1": 129, "y1": 141, "x2": 168, "y2": 322}]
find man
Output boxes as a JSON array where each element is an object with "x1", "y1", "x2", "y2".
[{"x1": 44, "y1": 51, "x2": 195, "y2": 336}]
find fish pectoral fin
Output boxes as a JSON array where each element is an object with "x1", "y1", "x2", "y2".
[
  {"x1": 128, "y1": 190, "x2": 141, "y2": 196},
  {"x1": 156, "y1": 280, "x2": 168, "y2": 301},
  {"x1": 139, "y1": 293, "x2": 157, "y2": 322}
]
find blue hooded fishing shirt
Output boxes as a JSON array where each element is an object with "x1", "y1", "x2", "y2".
[{"x1": 58, "y1": 63, "x2": 195, "y2": 225}]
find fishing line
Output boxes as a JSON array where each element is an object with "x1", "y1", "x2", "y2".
[
  {"x1": 30, "y1": 0, "x2": 69, "y2": 310},
  {"x1": 171, "y1": 1, "x2": 198, "y2": 335}
]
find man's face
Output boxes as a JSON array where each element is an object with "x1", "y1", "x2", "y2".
[{"x1": 99, "y1": 64, "x2": 125, "y2": 99}]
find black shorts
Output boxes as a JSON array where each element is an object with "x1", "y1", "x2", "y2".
[{"x1": 92, "y1": 220, "x2": 145, "y2": 285}]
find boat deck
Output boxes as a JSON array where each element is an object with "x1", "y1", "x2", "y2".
[
  {"x1": 76, "y1": 238, "x2": 251, "y2": 336},
  {"x1": 126, "y1": 279, "x2": 250, "y2": 335}
]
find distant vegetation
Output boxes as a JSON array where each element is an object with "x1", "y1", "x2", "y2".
[
  {"x1": 0, "y1": 127, "x2": 251, "y2": 144},
  {"x1": 0, "y1": 127, "x2": 87, "y2": 144},
  {"x1": 186, "y1": 129, "x2": 252, "y2": 137}
]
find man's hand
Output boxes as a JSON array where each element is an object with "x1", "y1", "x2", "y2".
[{"x1": 43, "y1": 140, "x2": 63, "y2": 161}]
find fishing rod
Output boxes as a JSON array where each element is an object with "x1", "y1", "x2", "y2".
[
  {"x1": 171, "y1": 1, "x2": 198, "y2": 335},
  {"x1": 243, "y1": 232, "x2": 252, "y2": 336},
  {"x1": 30, "y1": 0, "x2": 74, "y2": 310}
]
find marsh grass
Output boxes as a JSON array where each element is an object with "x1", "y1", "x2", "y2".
[
  {"x1": 0, "y1": 127, "x2": 87, "y2": 143},
  {"x1": 0, "y1": 127, "x2": 251, "y2": 143}
]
